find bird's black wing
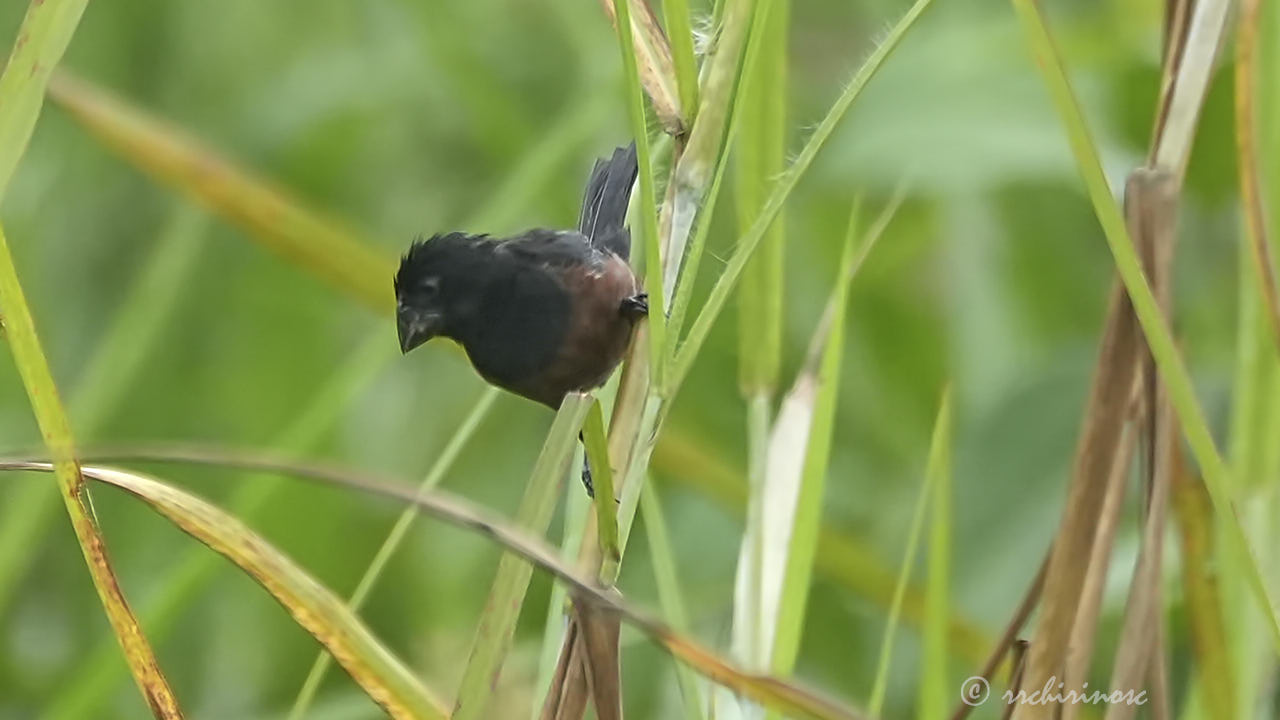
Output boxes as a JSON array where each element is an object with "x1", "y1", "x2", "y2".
[
  {"x1": 577, "y1": 143, "x2": 637, "y2": 260},
  {"x1": 496, "y1": 228, "x2": 596, "y2": 270}
]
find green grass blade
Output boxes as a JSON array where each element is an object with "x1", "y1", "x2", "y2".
[
  {"x1": 43, "y1": 333, "x2": 392, "y2": 720},
  {"x1": 767, "y1": 197, "x2": 860, "y2": 678},
  {"x1": 866, "y1": 393, "x2": 946, "y2": 717},
  {"x1": 611, "y1": 0, "x2": 668, "y2": 394},
  {"x1": 0, "y1": 0, "x2": 88, "y2": 198},
  {"x1": 662, "y1": 0, "x2": 700, "y2": 121},
  {"x1": 641, "y1": 482, "x2": 707, "y2": 720},
  {"x1": 583, "y1": 400, "x2": 621, "y2": 577},
  {"x1": 918, "y1": 389, "x2": 951, "y2": 720},
  {"x1": 0, "y1": 223, "x2": 183, "y2": 717},
  {"x1": 452, "y1": 392, "x2": 593, "y2": 720},
  {"x1": 734, "y1": 0, "x2": 788, "y2": 397},
  {"x1": 286, "y1": 386, "x2": 500, "y2": 720},
  {"x1": 0, "y1": 203, "x2": 208, "y2": 619},
  {"x1": 1009, "y1": 0, "x2": 1280, "y2": 651},
  {"x1": 672, "y1": 0, "x2": 936, "y2": 391}
]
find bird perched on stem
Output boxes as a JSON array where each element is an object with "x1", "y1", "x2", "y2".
[{"x1": 395, "y1": 144, "x2": 647, "y2": 491}]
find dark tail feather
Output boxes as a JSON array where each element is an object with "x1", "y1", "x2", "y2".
[{"x1": 578, "y1": 143, "x2": 638, "y2": 260}]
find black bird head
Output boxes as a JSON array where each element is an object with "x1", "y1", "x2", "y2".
[
  {"x1": 394, "y1": 232, "x2": 500, "y2": 353},
  {"x1": 395, "y1": 236, "x2": 449, "y2": 353}
]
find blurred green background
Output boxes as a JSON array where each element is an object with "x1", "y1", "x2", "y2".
[{"x1": 0, "y1": 0, "x2": 1253, "y2": 718}]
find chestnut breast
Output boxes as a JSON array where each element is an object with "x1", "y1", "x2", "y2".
[{"x1": 514, "y1": 251, "x2": 639, "y2": 407}]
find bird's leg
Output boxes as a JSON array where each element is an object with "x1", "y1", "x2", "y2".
[
  {"x1": 578, "y1": 433, "x2": 595, "y2": 497},
  {"x1": 620, "y1": 293, "x2": 649, "y2": 319}
]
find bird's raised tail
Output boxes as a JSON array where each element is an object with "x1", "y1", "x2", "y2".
[{"x1": 578, "y1": 143, "x2": 638, "y2": 260}]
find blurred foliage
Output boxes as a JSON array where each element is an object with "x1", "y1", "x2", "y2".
[{"x1": 0, "y1": 0, "x2": 1260, "y2": 719}]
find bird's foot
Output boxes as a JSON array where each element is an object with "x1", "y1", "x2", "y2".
[
  {"x1": 621, "y1": 293, "x2": 649, "y2": 319},
  {"x1": 581, "y1": 454, "x2": 595, "y2": 498}
]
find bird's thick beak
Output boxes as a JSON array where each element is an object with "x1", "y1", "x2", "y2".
[{"x1": 397, "y1": 309, "x2": 441, "y2": 354}]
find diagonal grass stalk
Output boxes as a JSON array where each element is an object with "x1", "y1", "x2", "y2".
[
  {"x1": 866, "y1": 391, "x2": 949, "y2": 716},
  {"x1": 0, "y1": 203, "x2": 209, "y2": 619},
  {"x1": 0, "y1": 224, "x2": 183, "y2": 718}
]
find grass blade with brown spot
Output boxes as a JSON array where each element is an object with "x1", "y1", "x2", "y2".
[
  {"x1": 0, "y1": 225, "x2": 182, "y2": 718},
  {"x1": 0, "y1": 0, "x2": 88, "y2": 198}
]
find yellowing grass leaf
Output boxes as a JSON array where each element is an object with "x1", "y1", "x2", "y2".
[
  {"x1": 3, "y1": 461, "x2": 447, "y2": 720},
  {"x1": 7, "y1": 449, "x2": 873, "y2": 720},
  {"x1": 47, "y1": 72, "x2": 395, "y2": 314},
  {"x1": 0, "y1": 221, "x2": 182, "y2": 720}
]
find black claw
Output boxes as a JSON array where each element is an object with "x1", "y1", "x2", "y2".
[
  {"x1": 621, "y1": 293, "x2": 649, "y2": 319},
  {"x1": 581, "y1": 453, "x2": 595, "y2": 498}
]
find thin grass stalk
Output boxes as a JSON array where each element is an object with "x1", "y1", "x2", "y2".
[
  {"x1": 0, "y1": 225, "x2": 182, "y2": 718},
  {"x1": 640, "y1": 482, "x2": 706, "y2": 720},
  {"x1": 867, "y1": 394, "x2": 947, "y2": 717},
  {"x1": 286, "y1": 387, "x2": 500, "y2": 720},
  {"x1": 0, "y1": 203, "x2": 208, "y2": 618},
  {"x1": 672, "y1": 0, "x2": 937, "y2": 390},
  {"x1": 919, "y1": 389, "x2": 952, "y2": 720},
  {"x1": 1011, "y1": 0, "x2": 1280, "y2": 677},
  {"x1": 453, "y1": 393, "x2": 593, "y2": 720}
]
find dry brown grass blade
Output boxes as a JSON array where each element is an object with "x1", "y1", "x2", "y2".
[
  {"x1": 46, "y1": 71, "x2": 395, "y2": 314},
  {"x1": 1, "y1": 463, "x2": 448, "y2": 719},
  {"x1": 1060, "y1": 420, "x2": 1135, "y2": 720},
  {"x1": 17, "y1": 449, "x2": 869, "y2": 720},
  {"x1": 572, "y1": 594, "x2": 624, "y2": 720},
  {"x1": 539, "y1": 622, "x2": 592, "y2": 720},
  {"x1": 1016, "y1": 278, "x2": 1145, "y2": 718},
  {"x1": 1234, "y1": 0, "x2": 1280, "y2": 352},
  {"x1": 598, "y1": 0, "x2": 685, "y2": 135},
  {"x1": 1104, "y1": 397, "x2": 1173, "y2": 720}
]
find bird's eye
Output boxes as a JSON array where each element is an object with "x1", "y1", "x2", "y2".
[{"x1": 420, "y1": 277, "x2": 440, "y2": 297}]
